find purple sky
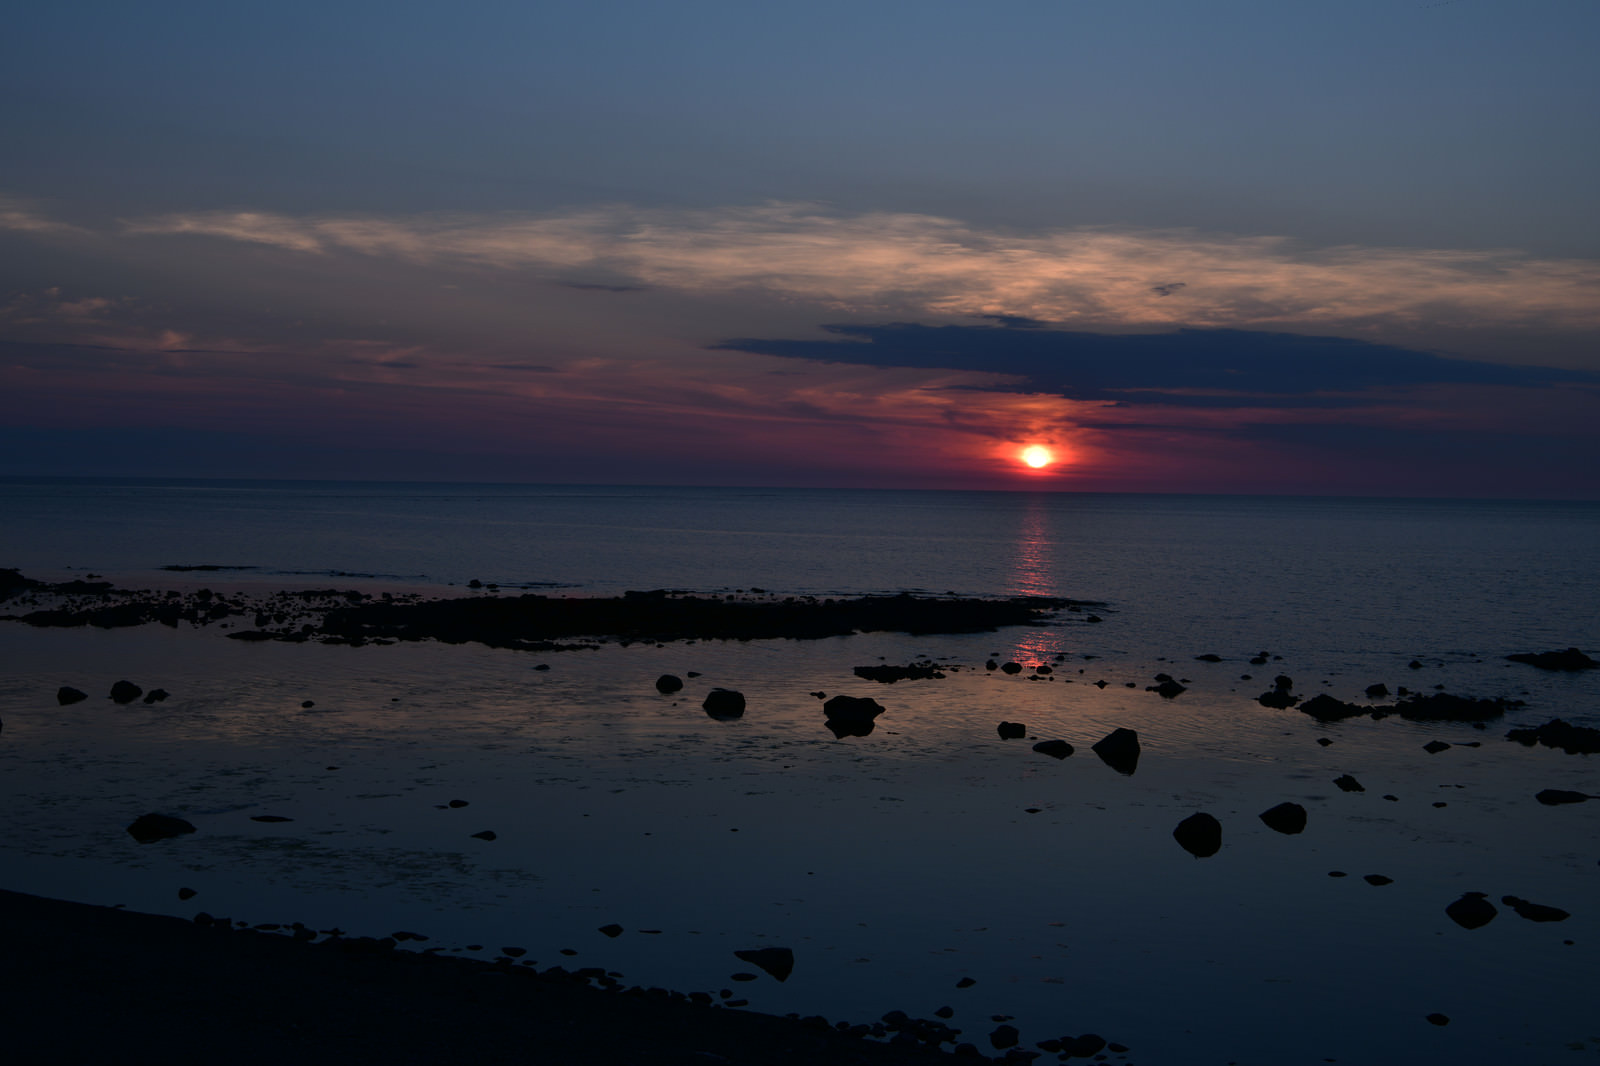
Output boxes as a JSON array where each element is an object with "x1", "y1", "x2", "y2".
[{"x1": 3, "y1": 1, "x2": 1597, "y2": 495}]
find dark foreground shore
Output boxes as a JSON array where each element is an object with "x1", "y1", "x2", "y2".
[{"x1": 0, "y1": 890, "x2": 960, "y2": 1065}]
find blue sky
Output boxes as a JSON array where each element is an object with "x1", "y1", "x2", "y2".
[{"x1": 3, "y1": 1, "x2": 1597, "y2": 493}]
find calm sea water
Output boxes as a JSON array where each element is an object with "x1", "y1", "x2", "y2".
[{"x1": 2, "y1": 478, "x2": 1598, "y2": 1064}]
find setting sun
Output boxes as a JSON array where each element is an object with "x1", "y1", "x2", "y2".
[{"x1": 1020, "y1": 445, "x2": 1054, "y2": 469}]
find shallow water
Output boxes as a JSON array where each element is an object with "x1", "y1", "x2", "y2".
[{"x1": 2, "y1": 481, "x2": 1598, "y2": 1063}]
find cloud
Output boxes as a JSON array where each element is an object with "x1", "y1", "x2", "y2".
[
  {"x1": 0, "y1": 194, "x2": 88, "y2": 236},
  {"x1": 714, "y1": 322, "x2": 1600, "y2": 409},
  {"x1": 119, "y1": 202, "x2": 1600, "y2": 338}
]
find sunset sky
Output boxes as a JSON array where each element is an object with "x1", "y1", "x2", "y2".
[{"x1": 3, "y1": 1, "x2": 1597, "y2": 495}]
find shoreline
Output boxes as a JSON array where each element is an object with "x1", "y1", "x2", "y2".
[{"x1": 0, "y1": 888, "x2": 979, "y2": 1064}]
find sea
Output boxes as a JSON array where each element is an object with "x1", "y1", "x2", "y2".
[{"x1": 2, "y1": 478, "x2": 1598, "y2": 1064}]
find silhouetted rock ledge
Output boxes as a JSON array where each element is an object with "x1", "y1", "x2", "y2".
[
  {"x1": 1505, "y1": 647, "x2": 1597, "y2": 671},
  {"x1": 0, "y1": 570, "x2": 1094, "y2": 650},
  {"x1": 0, "y1": 889, "x2": 959, "y2": 1066}
]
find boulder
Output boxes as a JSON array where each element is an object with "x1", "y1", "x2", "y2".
[
  {"x1": 1333, "y1": 774, "x2": 1365, "y2": 793},
  {"x1": 1297, "y1": 694, "x2": 1368, "y2": 722},
  {"x1": 1423, "y1": 740, "x2": 1451, "y2": 754},
  {"x1": 732, "y1": 947, "x2": 794, "y2": 982},
  {"x1": 996, "y1": 721, "x2": 1026, "y2": 740},
  {"x1": 1000, "y1": 662, "x2": 1023, "y2": 675},
  {"x1": 1257, "y1": 674, "x2": 1298, "y2": 709},
  {"x1": 56, "y1": 686, "x2": 88, "y2": 706},
  {"x1": 1091, "y1": 728, "x2": 1140, "y2": 775},
  {"x1": 1505, "y1": 647, "x2": 1597, "y2": 671},
  {"x1": 702, "y1": 688, "x2": 746, "y2": 720},
  {"x1": 1444, "y1": 892, "x2": 1497, "y2": 930},
  {"x1": 109, "y1": 680, "x2": 143, "y2": 704},
  {"x1": 988, "y1": 1025, "x2": 1019, "y2": 1050},
  {"x1": 822, "y1": 695, "x2": 884, "y2": 738},
  {"x1": 127, "y1": 813, "x2": 196, "y2": 843},
  {"x1": 143, "y1": 688, "x2": 170, "y2": 704},
  {"x1": 1147, "y1": 679, "x2": 1186, "y2": 699},
  {"x1": 1031, "y1": 739, "x2": 1074, "y2": 760},
  {"x1": 1258, "y1": 802, "x2": 1307, "y2": 835},
  {"x1": 654, "y1": 674, "x2": 684, "y2": 694},
  {"x1": 1173, "y1": 812, "x2": 1222, "y2": 857},
  {"x1": 1365, "y1": 683, "x2": 1390, "y2": 699}
]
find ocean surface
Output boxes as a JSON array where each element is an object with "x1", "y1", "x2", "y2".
[{"x1": 2, "y1": 478, "x2": 1598, "y2": 1064}]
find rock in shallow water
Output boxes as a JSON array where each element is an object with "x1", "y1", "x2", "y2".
[
  {"x1": 56, "y1": 686, "x2": 88, "y2": 706},
  {"x1": 1534, "y1": 788, "x2": 1591, "y2": 806},
  {"x1": 1031, "y1": 739, "x2": 1074, "y2": 759},
  {"x1": 732, "y1": 947, "x2": 793, "y2": 982},
  {"x1": 1173, "y1": 812, "x2": 1222, "y2": 858},
  {"x1": 1502, "y1": 895, "x2": 1569, "y2": 922},
  {"x1": 1258, "y1": 802, "x2": 1307, "y2": 835},
  {"x1": 822, "y1": 695, "x2": 884, "y2": 738},
  {"x1": 1445, "y1": 892, "x2": 1497, "y2": 930},
  {"x1": 126, "y1": 813, "x2": 196, "y2": 843},
  {"x1": 109, "y1": 680, "x2": 142, "y2": 705},
  {"x1": 1505, "y1": 647, "x2": 1597, "y2": 671},
  {"x1": 701, "y1": 688, "x2": 745, "y2": 720},
  {"x1": 1091, "y1": 728, "x2": 1140, "y2": 775},
  {"x1": 654, "y1": 674, "x2": 683, "y2": 694},
  {"x1": 995, "y1": 721, "x2": 1026, "y2": 740}
]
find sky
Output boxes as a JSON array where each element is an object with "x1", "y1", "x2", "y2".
[{"x1": 2, "y1": 0, "x2": 1597, "y2": 495}]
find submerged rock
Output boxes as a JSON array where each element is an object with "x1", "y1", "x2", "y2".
[
  {"x1": 822, "y1": 695, "x2": 885, "y2": 738},
  {"x1": 733, "y1": 947, "x2": 794, "y2": 982},
  {"x1": 702, "y1": 688, "x2": 746, "y2": 720},
  {"x1": 127, "y1": 813, "x2": 196, "y2": 843},
  {"x1": 996, "y1": 721, "x2": 1026, "y2": 740},
  {"x1": 1534, "y1": 789, "x2": 1591, "y2": 806},
  {"x1": 1031, "y1": 739, "x2": 1074, "y2": 760},
  {"x1": 1258, "y1": 802, "x2": 1307, "y2": 835},
  {"x1": 1501, "y1": 895, "x2": 1570, "y2": 922},
  {"x1": 1505, "y1": 647, "x2": 1597, "y2": 671},
  {"x1": 1173, "y1": 812, "x2": 1222, "y2": 858},
  {"x1": 1445, "y1": 892, "x2": 1497, "y2": 930},
  {"x1": 1507, "y1": 719, "x2": 1600, "y2": 755},
  {"x1": 1091, "y1": 728, "x2": 1140, "y2": 775},
  {"x1": 56, "y1": 686, "x2": 88, "y2": 706}
]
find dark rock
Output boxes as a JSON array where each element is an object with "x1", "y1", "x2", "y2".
[
  {"x1": 471, "y1": 830, "x2": 497, "y2": 841},
  {"x1": 934, "y1": 1006, "x2": 954, "y2": 1019},
  {"x1": 1364, "y1": 874, "x2": 1394, "y2": 886},
  {"x1": 1423, "y1": 740, "x2": 1451, "y2": 754},
  {"x1": 1316, "y1": 737, "x2": 1333, "y2": 746},
  {"x1": 1064, "y1": 1034, "x2": 1107, "y2": 1057},
  {"x1": 300, "y1": 699, "x2": 314, "y2": 708},
  {"x1": 598, "y1": 923, "x2": 624, "y2": 938},
  {"x1": 985, "y1": 659, "x2": 998, "y2": 670},
  {"x1": 447, "y1": 799, "x2": 469, "y2": 808},
  {"x1": 996, "y1": 721, "x2": 1026, "y2": 740},
  {"x1": 141, "y1": 688, "x2": 170, "y2": 703},
  {"x1": 57, "y1": 686, "x2": 89, "y2": 705},
  {"x1": 127, "y1": 813, "x2": 196, "y2": 843},
  {"x1": 853, "y1": 664, "x2": 945, "y2": 683},
  {"x1": 989, "y1": 1025, "x2": 1019, "y2": 1050},
  {"x1": 732, "y1": 947, "x2": 793, "y2": 982},
  {"x1": 1501, "y1": 895, "x2": 1569, "y2": 922},
  {"x1": 1365, "y1": 683, "x2": 1390, "y2": 699},
  {"x1": 1507, "y1": 719, "x2": 1600, "y2": 755},
  {"x1": 956, "y1": 976, "x2": 976, "y2": 988},
  {"x1": 1257, "y1": 681, "x2": 1299, "y2": 709},
  {"x1": 1333, "y1": 774, "x2": 1365, "y2": 793},
  {"x1": 1394, "y1": 692, "x2": 1522, "y2": 722},
  {"x1": 1297, "y1": 694, "x2": 1368, "y2": 722},
  {"x1": 1445, "y1": 892, "x2": 1497, "y2": 930},
  {"x1": 1091, "y1": 728, "x2": 1140, "y2": 775},
  {"x1": 1031, "y1": 739, "x2": 1074, "y2": 759},
  {"x1": 1506, "y1": 647, "x2": 1598, "y2": 671},
  {"x1": 702, "y1": 688, "x2": 746, "y2": 720},
  {"x1": 1147, "y1": 679, "x2": 1186, "y2": 699},
  {"x1": 1409, "y1": 659, "x2": 1423, "y2": 669},
  {"x1": 1195, "y1": 654, "x2": 1223, "y2": 662},
  {"x1": 109, "y1": 680, "x2": 143, "y2": 705},
  {"x1": 654, "y1": 674, "x2": 684, "y2": 694},
  {"x1": 1535, "y1": 789, "x2": 1591, "y2": 806},
  {"x1": 1426, "y1": 1013, "x2": 1450, "y2": 1026},
  {"x1": 250, "y1": 815, "x2": 293, "y2": 823},
  {"x1": 1000, "y1": 661, "x2": 1023, "y2": 675},
  {"x1": 1173, "y1": 812, "x2": 1222, "y2": 858},
  {"x1": 822, "y1": 695, "x2": 884, "y2": 738},
  {"x1": 1258, "y1": 802, "x2": 1307, "y2": 834}
]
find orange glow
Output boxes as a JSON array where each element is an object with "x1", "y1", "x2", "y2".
[{"x1": 1021, "y1": 445, "x2": 1054, "y2": 469}]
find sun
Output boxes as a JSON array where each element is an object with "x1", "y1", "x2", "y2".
[{"x1": 1020, "y1": 445, "x2": 1054, "y2": 469}]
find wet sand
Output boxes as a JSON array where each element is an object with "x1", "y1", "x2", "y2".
[{"x1": 0, "y1": 889, "x2": 960, "y2": 1065}]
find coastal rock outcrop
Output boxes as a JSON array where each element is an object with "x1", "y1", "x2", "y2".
[
  {"x1": 1173, "y1": 812, "x2": 1222, "y2": 857},
  {"x1": 126, "y1": 813, "x2": 197, "y2": 843},
  {"x1": 702, "y1": 688, "x2": 746, "y2": 720},
  {"x1": 732, "y1": 947, "x2": 794, "y2": 982},
  {"x1": 1091, "y1": 728, "x2": 1140, "y2": 775},
  {"x1": 1258, "y1": 802, "x2": 1307, "y2": 834},
  {"x1": 1506, "y1": 719, "x2": 1600, "y2": 755},
  {"x1": 1505, "y1": 647, "x2": 1597, "y2": 671},
  {"x1": 853, "y1": 663, "x2": 946, "y2": 683},
  {"x1": 822, "y1": 695, "x2": 884, "y2": 738}
]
